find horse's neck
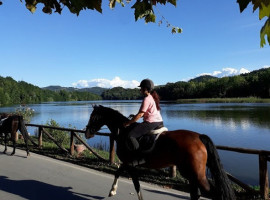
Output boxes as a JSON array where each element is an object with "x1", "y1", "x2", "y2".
[
  {"x1": 106, "y1": 120, "x2": 124, "y2": 136},
  {"x1": 106, "y1": 112, "x2": 128, "y2": 137}
]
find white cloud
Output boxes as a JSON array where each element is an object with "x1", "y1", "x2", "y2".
[
  {"x1": 72, "y1": 77, "x2": 140, "y2": 89},
  {"x1": 196, "y1": 67, "x2": 250, "y2": 78},
  {"x1": 239, "y1": 68, "x2": 250, "y2": 74}
]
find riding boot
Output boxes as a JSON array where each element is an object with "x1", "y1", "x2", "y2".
[
  {"x1": 126, "y1": 137, "x2": 146, "y2": 166},
  {"x1": 128, "y1": 137, "x2": 140, "y2": 151}
]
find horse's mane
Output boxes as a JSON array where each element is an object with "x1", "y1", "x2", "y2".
[
  {"x1": 0, "y1": 113, "x2": 23, "y2": 120},
  {"x1": 95, "y1": 106, "x2": 129, "y2": 123}
]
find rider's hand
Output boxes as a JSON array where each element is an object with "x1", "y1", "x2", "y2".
[{"x1": 123, "y1": 121, "x2": 130, "y2": 128}]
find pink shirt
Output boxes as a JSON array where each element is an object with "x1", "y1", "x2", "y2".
[{"x1": 140, "y1": 95, "x2": 163, "y2": 123}]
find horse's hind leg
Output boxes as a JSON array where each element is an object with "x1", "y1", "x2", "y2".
[
  {"x1": 109, "y1": 165, "x2": 125, "y2": 197},
  {"x1": 10, "y1": 130, "x2": 17, "y2": 156},
  {"x1": 24, "y1": 138, "x2": 30, "y2": 156},
  {"x1": 19, "y1": 118, "x2": 30, "y2": 156},
  {"x1": 11, "y1": 138, "x2": 16, "y2": 156}
]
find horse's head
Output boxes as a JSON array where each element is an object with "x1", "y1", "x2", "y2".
[
  {"x1": 85, "y1": 105, "x2": 129, "y2": 139},
  {"x1": 85, "y1": 105, "x2": 106, "y2": 139}
]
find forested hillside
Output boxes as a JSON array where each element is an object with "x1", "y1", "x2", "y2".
[
  {"x1": 157, "y1": 68, "x2": 270, "y2": 100},
  {"x1": 0, "y1": 76, "x2": 101, "y2": 106},
  {"x1": 101, "y1": 87, "x2": 141, "y2": 100},
  {"x1": 43, "y1": 86, "x2": 107, "y2": 96},
  {"x1": 101, "y1": 68, "x2": 270, "y2": 100},
  {"x1": 1, "y1": 67, "x2": 269, "y2": 106}
]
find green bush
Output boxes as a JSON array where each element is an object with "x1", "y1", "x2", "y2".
[
  {"x1": 44, "y1": 119, "x2": 69, "y2": 146},
  {"x1": 15, "y1": 105, "x2": 35, "y2": 123}
]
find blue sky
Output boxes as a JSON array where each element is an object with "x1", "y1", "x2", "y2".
[{"x1": 0, "y1": 0, "x2": 269, "y2": 88}]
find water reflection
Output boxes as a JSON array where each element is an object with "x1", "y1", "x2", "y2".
[{"x1": 164, "y1": 103, "x2": 270, "y2": 130}]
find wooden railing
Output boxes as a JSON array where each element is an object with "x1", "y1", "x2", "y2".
[
  {"x1": 25, "y1": 123, "x2": 269, "y2": 200},
  {"x1": 25, "y1": 123, "x2": 112, "y2": 162},
  {"x1": 216, "y1": 145, "x2": 270, "y2": 200}
]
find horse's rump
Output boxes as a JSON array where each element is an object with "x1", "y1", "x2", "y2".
[{"x1": 143, "y1": 130, "x2": 208, "y2": 169}]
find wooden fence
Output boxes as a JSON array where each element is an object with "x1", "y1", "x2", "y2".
[
  {"x1": 25, "y1": 123, "x2": 269, "y2": 200},
  {"x1": 216, "y1": 145, "x2": 270, "y2": 200}
]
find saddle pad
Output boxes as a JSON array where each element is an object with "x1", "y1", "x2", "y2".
[{"x1": 149, "y1": 127, "x2": 168, "y2": 135}]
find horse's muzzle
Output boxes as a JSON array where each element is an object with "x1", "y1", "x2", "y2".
[{"x1": 85, "y1": 128, "x2": 95, "y2": 139}]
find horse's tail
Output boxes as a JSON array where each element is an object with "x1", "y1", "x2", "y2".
[
  {"x1": 199, "y1": 134, "x2": 236, "y2": 200},
  {"x1": 18, "y1": 116, "x2": 30, "y2": 156}
]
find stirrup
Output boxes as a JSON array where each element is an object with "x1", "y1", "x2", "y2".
[{"x1": 130, "y1": 158, "x2": 146, "y2": 167}]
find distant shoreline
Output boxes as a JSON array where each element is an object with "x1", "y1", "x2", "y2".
[{"x1": 175, "y1": 97, "x2": 270, "y2": 104}]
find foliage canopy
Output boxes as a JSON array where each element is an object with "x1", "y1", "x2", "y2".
[
  {"x1": 237, "y1": 0, "x2": 270, "y2": 47},
  {"x1": 0, "y1": 0, "x2": 269, "y2": 46}
]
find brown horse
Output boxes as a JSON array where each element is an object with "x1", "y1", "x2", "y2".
[
  {"x1": 85, "y1": 105, "x2": 235, "y2": 200},
  {"x1": 0, "y1": 113, "x2": 30, "y2": 156}
]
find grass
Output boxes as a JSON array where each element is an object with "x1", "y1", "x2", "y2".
[
  {"x1": 7, "y1": 136, "x2": 269, "y2": 199},
  {"x1": 176, "y1": 97, "x2": 270, "y2": 104}
]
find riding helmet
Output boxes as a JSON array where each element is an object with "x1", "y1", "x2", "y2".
[{"x1": 139, "y1": 79, "x2": 154, "y2": 91}]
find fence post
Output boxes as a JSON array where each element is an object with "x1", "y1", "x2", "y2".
[
  {"x1": 38, "y1": 127, "x2": 43, "y2": 148},
  {"x1": 109, "y1": 135, "x2": 115, "y2": 164},
  {"x1": 70, "y1": 131, "x2": 75, "y2": 155},
  {"x1": 170, "y1": 165, "x2": 177, "y2": 178},
  {"x1": 259, "y1": 154, "x2": 269, "y2": 200}
]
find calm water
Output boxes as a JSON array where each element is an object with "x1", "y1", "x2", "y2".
[{"x1": 1, "y1": 101, "x2": 270, "y2": 185}]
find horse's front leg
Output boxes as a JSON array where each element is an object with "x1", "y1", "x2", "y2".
[
  {"x1": 109, "y1": 164, "x2": 125, "y2": 197},
  {"x1": 3, "y1": 133, "x2": 7, "y2": 154},
  {"x1": 190, "y1": 180, "x2": 201, "y2": 200},
  {"x1": 128, "y1": 166, "x2": 143, "y2": 200}
]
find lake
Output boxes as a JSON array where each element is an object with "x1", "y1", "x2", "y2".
[{"x1": 1, "y1": 100, "x2": 270, "y2": 185}]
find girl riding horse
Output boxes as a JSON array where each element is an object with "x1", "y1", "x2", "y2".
[
  {"x1": 85, "y1": 105, "x2": 235, "y2": 200},
  {"x1": 123, "y1": 79, "x2": 164, "y2": 165}
]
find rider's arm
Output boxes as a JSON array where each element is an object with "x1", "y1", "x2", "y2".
[{"x1": 123, "y1": 111, "x2": 144, "y2": 127}]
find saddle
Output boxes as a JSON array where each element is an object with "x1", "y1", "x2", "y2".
[
  {"x1": 137, "y1": 125, "x2": 168, "y2": 154},
  {"x1": 0, "y1": 117, "x2": 8, "y2": 127}
]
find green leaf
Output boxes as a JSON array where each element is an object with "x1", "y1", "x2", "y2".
[
  {"x1": 131, "y1": 0, "x2": 153, "y2": 21},
  {"x1": 68, "y1": 0, "x2": 102, "y2": 15},
  {"x1": 109, "y1": 0, "x2": 116, "y2": 9},
  {"x1": 171, "y1": 26, "x2": 182, "y2": 34},
  {"x1": 168, "y1": 0, "x2": 177, "y2": 6},
  {"x1": 42, "y1": 6, "x2": 52, "y2": 14},
  {"x1": 145, "y1": 11, "x2": 156, "y2": 23},
  {"x1": 237, "y1": 0, "x2": 252, "y2": 12},
  {"x1": 156, "y1": 0, "x2": 167, "y2": 5},
  {"x1": 177, "y1": 27, "x2": 182, "y2": 33},
  {"x1": 26, "y1": 3, "x2": 37, "y2": 13},
  {"x1": 259, "y1": 2, "x2": 270, "y2": 20},
  {"x1": 260, "y1": 18, "x2": 270, "y2": 47}
]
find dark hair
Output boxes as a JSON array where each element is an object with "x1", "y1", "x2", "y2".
[{"x1": 151, "y1": 90, "x2": 160, "y2": 110}]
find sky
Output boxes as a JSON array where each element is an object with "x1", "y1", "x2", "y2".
[{"x1": 0, "y1": 0, "x2": 270, "y2": 88}]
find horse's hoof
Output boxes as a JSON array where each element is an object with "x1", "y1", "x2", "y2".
[
  {"x1": 3, "y1": 151, "x2": 7, "y2": 154},
  {"x1": 109, "y1": 190, "x2": 116, "y2": 197},
  {"x1": 10, "y1": 153, "x2": 15, "y2": 156}
]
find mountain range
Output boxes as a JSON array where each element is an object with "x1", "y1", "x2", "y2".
[{"x1": 42, "y1": 86, "x2": 107, "y2": 96}]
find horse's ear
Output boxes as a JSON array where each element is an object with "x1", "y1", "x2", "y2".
[{"x1": 92, "y1": 104, "x2": 98, "y2": 109}]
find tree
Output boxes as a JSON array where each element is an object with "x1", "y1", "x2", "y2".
[
  {"x1": 237, "y1": 0, "x2": 270, "y2": 47},
  {"x1": 0, "y1": 0, "x2": 268, "y2": 46}
]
